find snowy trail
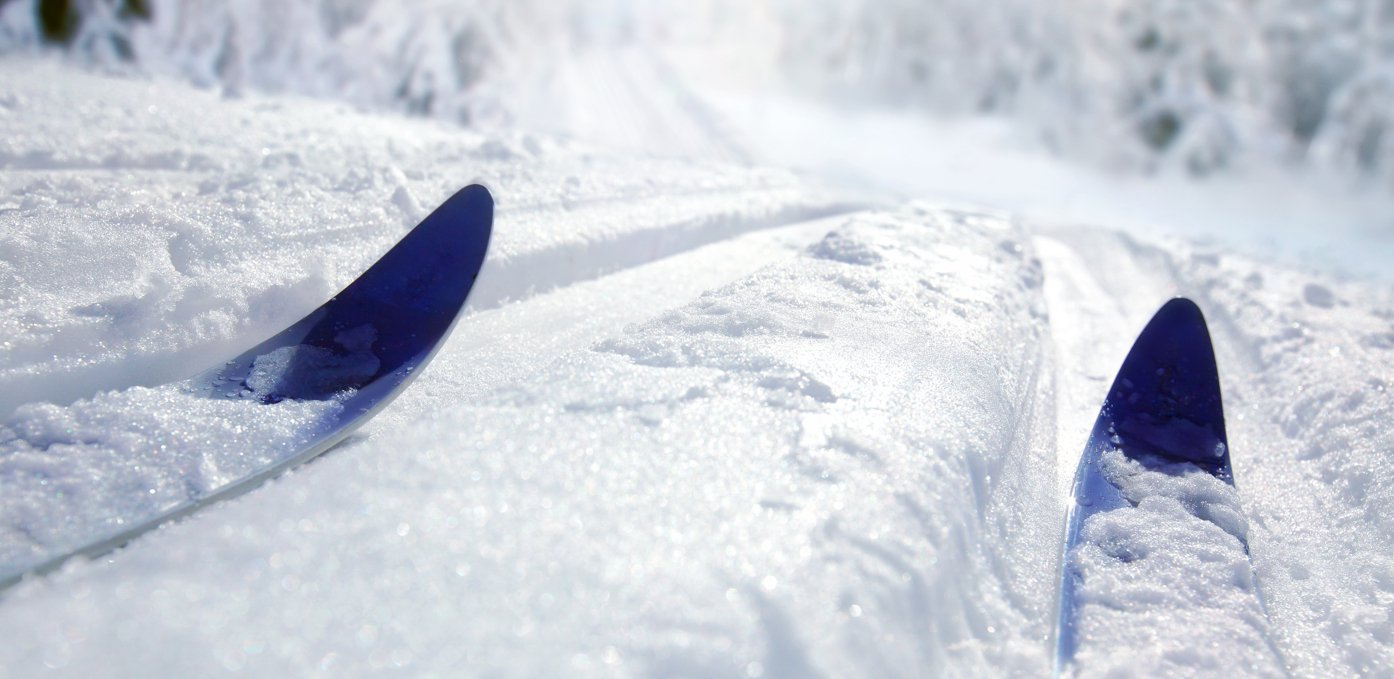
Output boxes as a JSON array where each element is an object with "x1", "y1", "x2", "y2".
[
  {"x1": 373, "y1": 213, "x2": 856, "y2": 429},
  {"x1": 1035, "y1": 230, "x2": 1286, "y2": 676},
  {"x1": 506, "y1": 46, "x2": 751, "y2": 164},
  {"x1": 0, "y1": 204, "x2": 859, "y2": 590},
  {"x1": 1034, "y1": 229, "x2": 1180, "y2": 497},
  {"x1": 3, "y1": 40, "x2": 1394, "y2": 678},
  {"x1": 0, "y1": 205, "x2": 1060, "y2": 677},
  {"x1": 666, "y1": 37, "x2": 1394, "y2": 672},
  {"x1": 0, "y1": 57, "x2": 871, "y2": 593}
]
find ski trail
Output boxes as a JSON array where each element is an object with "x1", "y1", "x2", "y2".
[
  {"x1": 372, "y1": 213, "x2": 860, "y2": 430},
  {"x1": 470, "y1": 193, "x2": 862, "y2": 311},
  {"x1": 1033, "y1": 227, "x2": 1178, "y2": 499},
  {"x1": 617, "y1": 48, "x2": 752, "y2": 163},
  {"x1": 1037, "y1": 226, "x2": 1317, "y2": 676},
  {"x1": 0, "y1": 203, "x2": 1059, "y2": 677},
  {"x1": 0, "y1": 212, "x2": 857, "y2": 594},
  {"x1": 0, "y1": 186, "x2": 857, "y2": 419},
  {"x1": 506, "y1": 45, "x2": 749, "y2": 164}
]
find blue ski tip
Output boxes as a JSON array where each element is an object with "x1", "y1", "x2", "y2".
[
  {"x1": 205, "y1": 183, "x2": 492, "y2": 420},
  {"x1": 1100, "y1": 297, "x2": 1229, "y2": 476},
  {"x1": 1053, "y1": 297, "x2": 1231, "y2": 675}
]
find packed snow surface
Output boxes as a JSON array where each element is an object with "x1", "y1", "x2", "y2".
[
  {"x1": 1038, "y1": 228, "x2": 1394, "y2": 677},
  {"x1": 245, "y1": 335, "x2": 378, "y2": 402},
  {"x1": 0, "y1": 385, "x2": 345, "y2": 582},
  {"x1": 1, "y1": 15, "x2": 1393, "y2": 679},
  {"x1": 1067, "y1": 449, "x2": 1282, "y2": 678}
]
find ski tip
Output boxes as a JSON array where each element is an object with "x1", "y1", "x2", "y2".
[
  {"x1": 213, "y1": 182, "x2": 497, "y2": 404},
  {"x1": 452, "y1": 183, "x2": 494, "y2": 212},
  {"x1": 1104, "y1": 296, "x2": 1229, "y2": 473},
  {"x1": 432, "y1": 183, "x2": 494, "y2": 242},
  {"x1": 1156, "y1": 296, "x2": 1203, "y2": 325}
]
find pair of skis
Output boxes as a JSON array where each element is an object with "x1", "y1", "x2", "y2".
[{"x1": 2, "y1": 185, "x2": 1274, "y2": 674}]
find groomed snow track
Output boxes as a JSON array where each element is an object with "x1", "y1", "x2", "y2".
[{"x1": 1, "y1": 55, "x2": 1393, "y2": 679}]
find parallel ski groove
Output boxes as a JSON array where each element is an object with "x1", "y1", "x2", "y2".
[{"x1": 1037, "y1": 230, "x2": 1290, "y2": 677}]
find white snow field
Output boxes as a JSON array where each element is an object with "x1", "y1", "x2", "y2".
[{"x1": 1, "y1": 9, "x2": 1394, "y2": 679}]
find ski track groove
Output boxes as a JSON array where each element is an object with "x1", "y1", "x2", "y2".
[
  {"x1": 1032, "y1": 223, "x2": 1394, "y2": 677},
  {"x1": 470, "y1": 196, "x2": 866, "y2": 311},
  {"x1": 371, "y1": 212, "x2": 865, "y2": 430},
  {"x1": 0, "y1": 185, "x2": 863, "y2": 416},
  {"x1": 1034, "y1": 225, "x2": 1301, "y2": 677}
]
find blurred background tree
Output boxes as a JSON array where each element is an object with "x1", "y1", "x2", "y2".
[{"x1": 2, "y1": 0, "x2": 1391, "y2": 186}]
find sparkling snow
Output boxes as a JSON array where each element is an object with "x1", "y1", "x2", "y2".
[
  {"x1": 1, "y1": 4, "x2": 1393, "y2": 677},
  {"x1": 1067, "y1": 449, "x2": 1282, "y2": 678},
  {"x1": 0, "y1": 385, "x2": 344, "y2": 583}
]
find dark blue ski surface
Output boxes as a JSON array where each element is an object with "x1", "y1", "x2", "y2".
[
  {"x1": 1052, "y1": 297, "x2": 1235, "y2": 673},
  {"x1": 198, "y1": 183, "x2": 494, "y2": 419}
]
